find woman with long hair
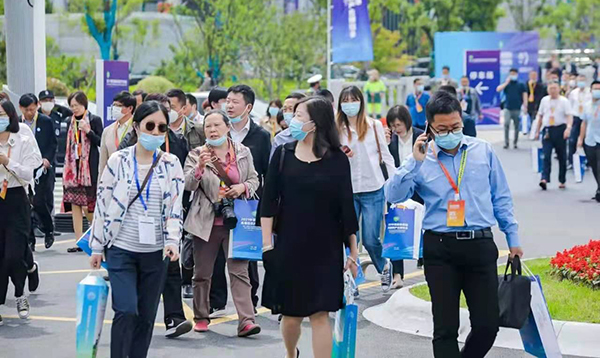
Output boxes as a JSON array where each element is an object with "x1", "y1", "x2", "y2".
[
  {"x1": 261, "y1": 97, "x2": 359, "y2": 358},
  {"x1": 262, "y1": 99, "x2": 283, "y2": 138},
  {"x1": 337, "y1": 85, "x2": 395, "y2": 294}
]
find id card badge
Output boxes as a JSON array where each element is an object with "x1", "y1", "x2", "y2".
[
  {"x1": 0, "y1": 179, "x2": 7, "y2": 200},
  {"x1": 549, "y1": 115, "x2": 555, "y2": 126},
  {"x1": 447, "y1": 200, "x2": 466, "y2": 227},
  {"x1": 138, "y1": 216, "x2": 156, "y2": 245},
  {"x1": 416, "y1": 103, "x2": 423, "y2": 113},
  {"x1": 461, "y1": 100, "x2": 468, "y2": 111}
]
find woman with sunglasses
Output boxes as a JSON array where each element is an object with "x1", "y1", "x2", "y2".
[
  {"x1": 63, "y1": 91, "x2": 103, "y2": 249},
  {"x1": 90, "y1": 101, "x2": 184, "y2": 358},
  {"x1": 183, "y1": 109, "x2": 261, "y2": 337}
]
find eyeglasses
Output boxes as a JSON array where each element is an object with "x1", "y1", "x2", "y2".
[
  {"x1": 430, "y1": 126, "x2": 463, "y2": 137},
  {"x1": 144, "y1": 122, "x2": 169, "y2": 133}
]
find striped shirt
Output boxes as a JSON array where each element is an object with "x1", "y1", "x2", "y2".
[{"x1": 113, "y1": 164, "x2": 164, "y2": 253}]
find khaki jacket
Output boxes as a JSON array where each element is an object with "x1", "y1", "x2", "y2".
[
  {"x1": 99, "y1": 119, "x2": 134, "y2": 176},
  {"x1": 183, "y1": 140, "x2": 259, "y2": 241}
]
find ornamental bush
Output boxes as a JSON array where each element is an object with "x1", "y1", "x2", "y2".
[{"x1": 550, "y1": 240, "x2": 600, "y2": 289}]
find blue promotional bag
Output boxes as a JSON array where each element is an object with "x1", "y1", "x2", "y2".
[
  {"x1": 76, "y1": 228, "x2": 107, "y2": 269},
  {"x1": 573, "y1": 152, "x2": 587, "y2": 183},
  {"x1": 382, "y1": 200, "x2": 424, "y2": 260},
  {"x1": 228, "y1": 199, "x2": 262, "y2": 261},
  {"x1": 76, "y1": 273, "x2": 109, "y2": 358},
  {"x1": 332, "y1": 272, "x2": 358, "y2": 358}
]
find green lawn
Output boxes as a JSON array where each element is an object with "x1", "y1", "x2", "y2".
[{"x1": 410, "y1": 258, "x2": 600, "y2": 323}]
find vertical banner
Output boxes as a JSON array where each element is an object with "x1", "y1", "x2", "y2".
[
  {"x1": 284, "y1": 0, "x2": 299, "y2": 13},
  {"x1": 95, "y1": 60, "x2": 129, "y2": 127},
  {"x1": 331, "y1": 0, "x2": 374, "y2": 64},
  {"x1": 465, "y1": 50, "x2": 501, "y2": 125}
]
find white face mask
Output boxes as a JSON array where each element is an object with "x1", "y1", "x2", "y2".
[
  {"x1": 112, "y1": 106, "x2": 124, "y2": 121},
  {"x1": 169, "y1": 109, "x2": 179, "y2": 124},
  {"x1": 41, "y1": 102, "x2": 54, "y2": 113}
]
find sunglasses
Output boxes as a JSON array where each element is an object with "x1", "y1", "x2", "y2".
[{"x1": 143, "y1": 122, "x2": 169, "y2": 133}]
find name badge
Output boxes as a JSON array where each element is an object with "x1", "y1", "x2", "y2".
[
  {"x1": 0, "y1": 179, "x2": 7, "y2": 200},
  {"x1": 138, "y1": 216, "x2": 156, "y2": 245},
  {"x1": 416, "y1": 103, "x2": 423, "y2": 113},
  {"x1": 447, "y1": 200, "x2": 466, "y2": 227},
  {"x1": 461, "y1": 100, "x2": 468, "y2": 111}
]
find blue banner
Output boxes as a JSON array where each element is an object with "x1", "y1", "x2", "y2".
[
  {"x1": 465, "y1": 50, "x2": 501, "y2": 125},
  {"x1": 331, "y1": 0, "x2": 374, "y2": 64},
  {"x1": 96, "y1": 60, "x2": 129, "y2": 127}
]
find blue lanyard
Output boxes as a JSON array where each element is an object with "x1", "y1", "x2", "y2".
[{"x1": 133, "y1": 148, "x2": 157, "y2": 212}]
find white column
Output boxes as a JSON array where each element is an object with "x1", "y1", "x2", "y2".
[{"x1": 3, "y1": 0, "x2": 47, "y2": 101}]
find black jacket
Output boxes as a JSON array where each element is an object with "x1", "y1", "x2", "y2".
[
  {"x1": 65, "y1": 114, "x2": 104, "y2": 185},
  {"x1": 526, "y1": 81, "x2": 547, "y2": 115},
  {"x1": 27, "y1": 113, "x2": 58, "y2": 166},
  {"x1": 388, "y1": 127, "x2": 424, "y2": 204},
  {"x1": 242, "y1": 119, "x2": 271, "y2": 190}
]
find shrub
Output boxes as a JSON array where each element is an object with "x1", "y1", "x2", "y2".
[
  {"x1": 135, "y1": 76, "x2": 176, "y2": 94},
  {"x1": 551, "y1": 240, "x2": 600, "y2": 288},
  {"x1": 47, "y1": 78, "x2": 69, "y2": 97}
]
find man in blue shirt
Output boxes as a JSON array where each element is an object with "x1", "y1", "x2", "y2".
[
  {"x1": 406, "y1": 78, "x2": 430, "y2": 130},
  {"x1": 496, "y1": 68, "x2": 528, "y2": 149},
  {"x1": 385, "y1": 91, "x2": 523, "y2": 358}
]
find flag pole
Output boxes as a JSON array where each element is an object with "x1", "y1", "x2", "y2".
[{"x1": 326, "y1": 0, "x2": 332, "y2": 89}]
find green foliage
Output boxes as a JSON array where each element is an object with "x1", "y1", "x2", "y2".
[
  {"x1": 135, "y1": 76, "x2": 176, "y2": 94},
  {"x1": 506, "y1": 0, "x2": 547, "y2": 31},
  {"x1": 46, "y1": 78, "x2": 70, "y2": 97},
  {"x1": 370, "y1": 25, "x2": 411, "y2": 73},
  {"x1": 536, "y1": 0, "x2": 600, "y2": 49}
]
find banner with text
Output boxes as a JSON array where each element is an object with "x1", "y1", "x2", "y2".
[
  {"x1": 465, "y1": 50, "x2": 501, "y2": 125},
  {"x1": 96, "y1": 60, "x2": 129, "y2": 127},
  {"x1": 331, "y1": 0, "x2": 374, "y2": 64}
]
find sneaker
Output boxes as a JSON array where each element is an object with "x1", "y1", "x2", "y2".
[
  {"x1": 28, "y1": 261, "x2": 40, "y2": 293},
  {"x1": 380, "y1": 259, "x2": 393, "y2": 293},
  {"x1": 209, "y1": 307, "x2": 226, "y2": 319},
  {"x1": 16, "y1": 296, "x2": 30, "y2": 319},
  {"x1": 165, "y1": 318, "x2": 193, "y2": 338},
  {"x1": 238, "y1": 322, "x2": 261, "y2": 337},
  {"x1": 595, "y1": 192, "x2": 600, "y2": 203},
  {"x1": 193, "y1": 321, "x2": 209, "y2": 333},
  {"x1": 503, "y1": 144, "x2": 509, "y2": 149},
  {"x1": 539, "y1": 180, "x2": 547, "y2": 191},
  {"x1": 182, "y1": 284, "x2": 193, "y2": 299},
  {"x1": 513, "y1": 144, "x2": 518, "y2": 149},
  {"x1": 44, "y1": 233, "x2": 55, "y2": 249}
]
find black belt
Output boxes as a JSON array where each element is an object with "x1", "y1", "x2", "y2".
[{"x1": 425, "y1": 228, "x2": 493, "y2": 240}]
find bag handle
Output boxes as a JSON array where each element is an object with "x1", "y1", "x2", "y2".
[
  {"x1": 128, "y1": 152, "x2": 163, "y2": 210},
  {"x1": 373, "y1": 122, "x2": 384, "y2": 165},
  {"x1": 208, "y1": 145, "x2": 234, "y2": 188},
  {"x1": 503, "y1": 255, "x2": 523, "y2": 280}
]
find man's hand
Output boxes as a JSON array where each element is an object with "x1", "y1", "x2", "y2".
[
  {"x1": 42, "y1": 158, "x2": 51, "y2": 169},
  {"x1": 164, "y1": 245, "x2": 180, "y2": 262},
  {"x1": 385, "y1": 127, "x2": 392, "y2": 145},
  {"x1": 0, "y1": 153, "x2": 8, "y2": 166},
  {"x1": 509, "y1": 247, "x2": 524, "y2": 259},
  {"x1": 534, "y1": 130, "x2": 541, "y2": 141},
  {"x1": 225, "y1": 184, "x2": 246, "y2": 199},
  {"x1": 564, "y1": 127, "x2": 572, "y2": 140},
  {"x1": 577, "y1": 137, "x2": 584, "y2": 148},
  {"x1": 413, "y1": 133, "x2": 429, "y2": 162},
  {"x1": 90, "y1": 254, "x2": 103, "y2": 270}
]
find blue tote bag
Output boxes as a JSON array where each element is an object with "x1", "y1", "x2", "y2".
[
  {"x1": 228, "y1": 199, "x2": 263, "y2": 261},
  {"x1": 382, "y1": 200, "x2": 424, "y2": 260}
]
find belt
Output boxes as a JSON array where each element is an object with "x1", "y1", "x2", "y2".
[{"x1": 425, "y1": 228, "x2": 493, "y2": 240}]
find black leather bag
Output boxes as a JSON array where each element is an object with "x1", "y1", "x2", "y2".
[
  {"x1": 181, "y1": 233, "x2": 194, "y2": 270},
  {"x1": 498, "y1": 255, "x2": 532, "y2": 329}
]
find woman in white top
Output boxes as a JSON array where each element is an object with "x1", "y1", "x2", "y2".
[
  {"x1": 337, "y1": 86, "x2": 396, "y2": 293},
  {"x1": 0, "y1": 97, "x2": 42, "y2": 323}
]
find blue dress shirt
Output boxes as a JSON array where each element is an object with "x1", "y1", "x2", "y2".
[
  {"x1": 384, "y1": 136, "x2": 520, "y2": 248},
  {"x1": 269, "y1": 128, "x2": 295, "y2": 161},
  {"x1": 406, "y1": 92, "x2": 430, "y2": 127}
]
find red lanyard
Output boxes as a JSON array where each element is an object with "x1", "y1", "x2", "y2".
[{"x1": 432, "y1": 145, "x2": 468, "y2": 197}]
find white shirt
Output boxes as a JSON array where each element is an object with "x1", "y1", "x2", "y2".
[
  {"x1": 397, "y1": 129, "x2": 413, "y2": 165},
  {"x1": 339, "y1": 118, "x2": 395, "y2": 193},
  {"x1": 538, "y1": 96, "x2": 572, "y2": 127},
  {"x1": 230, "y1": 117, "x2": 251, "y2": 143},
  {"x1": 568, "y1": 88, "x2": 592, "y2": 118},
  {"x1": 0, "y1": 128, "x2": 43, "y2": 189}
]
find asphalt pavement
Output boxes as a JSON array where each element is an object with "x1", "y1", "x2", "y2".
[{"x1": 0, "y1": 129, "x2": 597, "y2": 358}]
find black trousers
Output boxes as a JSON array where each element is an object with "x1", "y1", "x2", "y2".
[
  {"x1": 392, "y1": 260, "x2": 404, "y2": 279},
  {"x1": 182, "y1": 265, "x2": 193, "y2": 286},
  {"x1": 584, "y1": 144, "x2": 600, "y2": 193},
  {"x1": 30, "y1": 168, "x2": 55, "y2": 246},
  {"x1": 163, "y1": 259, "x2": 186, "y2": 323},
  {"x1": 106, "y1": 247, "x2": 167, "y2": 358},
  {"x1": 210, "y1": 246, "x2": 229, "y2": 309},
  {"x1": 423, "y1": 232, "x2": 499, "y2": 358},
  {"x1": 568, "y1": 117, "x2": 582, "y2": 165},
  {"x1": 542, "y1": 124, "x2": 568, "y2": 184}
]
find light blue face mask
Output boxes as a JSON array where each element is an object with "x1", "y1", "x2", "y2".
[
  {"x1": 593, "y1": 90, "x2": 600, "y2": 99},
  {"x1": 510, "y1": 75, "x2": 518, "y2": 81},
  {"x1": 0, "y1": 117, "x2": 9, "y2": 132},
  {"x1": 283, "y1": 112, "x2": 294, "y2": 126},
  {"x1": 206, "y1": 135, "x2": 227, "y2": 147},
  {"x1": 578, "y1": 81, "x2": 586, "y2": 89},
  {"x1": 341, "y1": 102, "x2": 360, "y2": 117},
  {"x1": 416, "y1": 85, "x2": 425, "y2": 92},
  {"x1": 268, "y1": 107, "x2": 279, "y2": 117},
  {"x1": 139, "y1": 132, "x2": 166, "y2": 152},
  {"x1": 435, "y1": 130, "x2": 464, "y2": 150},
  {"x1": 229, "y1": 106, "x2": 248, "y2": 124},
  {"x1": 289, "y1": 118, "x2": 314, "y2": 141}
]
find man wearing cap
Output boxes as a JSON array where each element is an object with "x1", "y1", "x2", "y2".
[
  {"x1": 39, "y1": 90, "x2": 73, "y2": 169},
  {"x1": 307, "y1": 74, "x2": 322, "y2": 94}
]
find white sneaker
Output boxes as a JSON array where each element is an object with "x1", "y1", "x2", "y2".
[
  {"x1": 380, "y1": 259, "x2": 393, "y2": 293},
  {"x1": 16, "y1": 296, "x2": 30, "y2": 319}
]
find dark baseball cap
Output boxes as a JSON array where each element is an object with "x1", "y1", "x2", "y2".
[{"x1": 38, "y1": 90, "x2": 55, "y2": 100}]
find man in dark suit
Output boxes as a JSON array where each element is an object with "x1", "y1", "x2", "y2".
[{"x1": 19, "y1": 93, "x2": 58, "y2": 250}]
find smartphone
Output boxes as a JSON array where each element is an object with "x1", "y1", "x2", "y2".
[
  {"x1": 342, "y1": 145, "x2": 352, "y2": 154},
  {"x1": 419, "y1": 122, "x2": 431, "y2": 154}
]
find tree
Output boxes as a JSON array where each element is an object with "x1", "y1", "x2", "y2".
[
  {"x1": 536, "y1": 0, "x2": 600, "y2": 49},
  {"x1": 506, "y1": 0, "x2": 547, "y2": 31}
]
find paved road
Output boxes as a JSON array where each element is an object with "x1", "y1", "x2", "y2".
[{"x1": 1, "y1": 130, "x2": 596, "y2": 357}]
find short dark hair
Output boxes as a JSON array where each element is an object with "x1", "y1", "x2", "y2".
[
  {"x1": 316, "y1": 89, "x2": 334, "y2": 103},
  {"x1": 166, "y1": 88, "x2": 187, "y2": 108},
  {"x1": 132, "y1": 89, "x2": 147, "y2": 101},
  {"x1": 133, "y1": 100, "x2": 170, "y2": 125},
  {"x1": 285, "y1": 92, "x2": 307, "y2": 101},
  {"x1": 186, "y1": 93, "x2": 198, "y2": 108},
  {"x1": 426, "y1": 90, "x2": 463, "y2": 123},
  {"x1": 0, "y1": 98, "x2": 22, "y2": 133},
  {"x1": 549, "y1": 68, "x2": 561, "y2": 76},
  {"x1": 145, "y1": 93, "x2": 170, "y2": 106},
  {"x1": 113, "y1": 91, "x2": 137, "y2": 113},
  {"x1": 413, "y1": 78, "x2": 422, "y2": 84},
  {"x1": 438, "y1": 85, "x2": 457, "y2": 97},
  {"x1": 591, "y1": 80, "x2": 600, "y2": 88},
  {"x1": 227, "y1": 84, "x2": 255, "y2": 106},
  {"x1": 208, "y1": 87, "x2": 228, "y2": 108},
  {"x1": 386, "y1": 105, "x2": 412, "y2": 129},
  {"x1": 442, "y1": 66, "x2": 450, "y2": 71},
  {"x1": 276, "y1": 109, "x2": 285, "y2": 125},
  {"x1": 509, "y1": 68, "x2": 518, "y2": 73},
  {"x1": 203, "y1": 109, "x2": 230, "y2": 129},
  {"x1": 19, "y1": 93, "x2": 38, "y2": 108},
  {"x1": 460, "y1": 76, "x2": 469, "y2": 80},
  {"x1": 68, "y1": 91, "x2": 89, "y2": 109},
  {"x1": 295, "y1": 97, "x2": 341, "y2": 158}
]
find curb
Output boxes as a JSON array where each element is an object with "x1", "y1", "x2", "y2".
[{"x1": 362, "y1": 284, "x2": 600, "y2": 358}]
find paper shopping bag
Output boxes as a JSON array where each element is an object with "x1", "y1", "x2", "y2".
[
  {"x1": 228, "y1": 199, "x2": 262, "y2": 261},
  {"x1": 76, "y1": 273, "x2": 109, "y2": 358},
  {"x1": 76, "y1": 228, "x2": 107, "y2": 269},
  {"x1": 519, "y1": 274, "x2": 562, "y2": 358},
  {"x1": 382, "y1": 200, "x2": 424, "y2": 260},
  {"x1": 332, "y1": 272, "x2": 358, "y2": 358},
  {"x1": 573, "y1": 152, "x2": 587, "y2": 183}
]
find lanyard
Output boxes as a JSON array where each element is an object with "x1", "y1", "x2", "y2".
[
  {"x1": 115, "y1": 118, "x2": 132, "y2": 148},
  {"x1": 432, "y1": 145, "x2": 468, "y2": 199},
  {"x1": 133, "y1": 148, "x2": 157, "y2": 213},
  {"x1": 73, "y1": 111, "x2": 87, "y2": 144}
]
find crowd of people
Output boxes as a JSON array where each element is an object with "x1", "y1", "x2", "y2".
[{"x1": 0, "y1": 56, "x2": 598, "y2": 358}]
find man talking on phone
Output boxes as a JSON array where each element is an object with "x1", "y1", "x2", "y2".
[{"x1": 385, "y1": 90, "x2": 523, "y2": 358}]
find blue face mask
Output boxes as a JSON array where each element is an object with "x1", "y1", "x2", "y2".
[
  {"x1": 290, "y1": 118, "x2": 314, "y2": 141},
  {"x1": 229, "y1": 106, "x2": 248, "y2": 124},
  {"x1": 578, "y1": 81, "x2": 586, "y2": 89},
  {"x1": 435, "y1": 130, "x2": 464, "y2": 150},
  {"x1": 206, "y1": 135, "x2": 227, "y2": 147},
  {"x1": 510, "y1": 75, "x2": 518, "y2": 81},
  {"x1": 283, "y1": 112, "x2": 294, "y2": 126},
  {"x1": 341, "y1": 102, "x2": 360, "y2": 117},
  {"x1": 139, "y1": 132, "x2": 166, "y2": 152},
  {"x1": 593, "y1": 90, "x2": 600, "y2": 99},
  {"x1": 0, "y1": 117, "x2": 9, "y2": 132},
  {"x1": 268, "y1": 107, "x2": 279, "y2": 117},
  {"x1": 417, "y1": 85, "x2": 425, "y2": 92}
]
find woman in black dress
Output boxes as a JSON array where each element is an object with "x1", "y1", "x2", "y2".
[{"x1": 260, "y1": 97, "x2": 359, "y2": 358}]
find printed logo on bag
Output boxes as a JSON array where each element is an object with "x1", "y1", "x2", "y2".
[
  {"x1": 393, "y1": 216, "x2": 400, "y2": 222},
  {"x1": 87, "y1": 292, "x2": 97, "y2": 301},
  {"x1": 251, "y1": 210, "x2": 257, "y2": 218}
]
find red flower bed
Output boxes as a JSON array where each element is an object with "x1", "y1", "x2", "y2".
[{"x1": 550, "y1": 240, "x2": 600, "y2": 288}]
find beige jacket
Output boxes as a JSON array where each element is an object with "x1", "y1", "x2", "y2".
[
  {"x1": 99, "y1": 119, "x2": 134, "y2": 176},
  {"x1": 183, "y1": 140, "x2": 259, "y2": 241}
]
